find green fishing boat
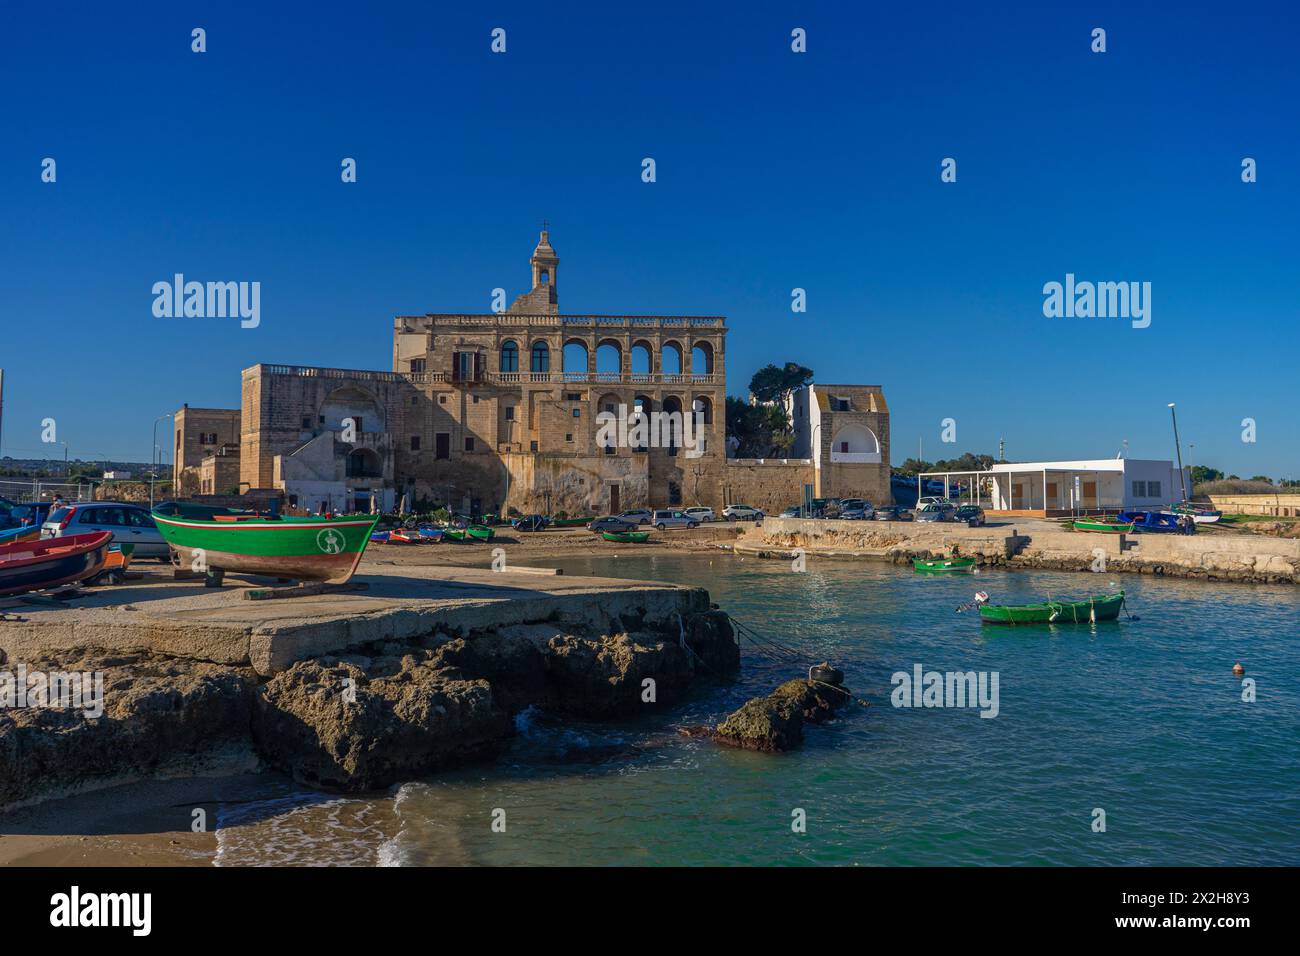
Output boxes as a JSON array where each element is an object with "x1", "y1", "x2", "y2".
[
  {"x1": 913, "y1": 556, "x2": 976, "y2": 573},
  {"x1": 152, "y1": 512, "x2": 381, "y2": 584},
  {"x1": 978, "y1": 591, "x2": 1125, "y2": 625},
  {"x1": 442, "y1": 527, "x2": 468, "y2": 541},
  {"x1": 550, "y1": 516, "x2": 593, "y2": 527},
  {"x1": 602, "y1": 530, "x2": 650, "y2": 543},
  {"x1": 466, "y1": 525, "x2": 494, "y2": 541},
  {"x1": 1073, "y1": 518, "x2": 1135, "y2": 533}
]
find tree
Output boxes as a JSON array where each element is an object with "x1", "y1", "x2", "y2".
[
  {"x1": 725, "y1": 397, "x2": 795, "y2": 458},
  {"x1": 748, "y1": 363, "x2": 813, "y2": 406},
  {"x1": 1190, "y1": 465, "x2": 1224, "y2": 484},
  {"x1": 1248, "y1": 475, "x2": 1273, "y2": 484}
]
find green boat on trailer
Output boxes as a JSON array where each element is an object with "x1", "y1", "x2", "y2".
[
  {"x1": 152, "y1": 512, "x2": 381, "y2": 584},
  {"x1": 1072, "y1": 518, "x2": 1136, "y2": 533},
  {"x1": 602, "y1": 530, "x2": 650, "y2": 543},
  {"x1": 913, "y1": 556, "x2": 976, "y2": 573},
  {"x1": 978, "y1": 591, "x2": 1125, "y2": 625}
]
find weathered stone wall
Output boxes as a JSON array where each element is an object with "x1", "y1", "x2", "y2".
[
  {"x1": 1203, "y1": 493, "x2": 1300, "y2": 517},
  {"x1": 719, "y1": 460, "x2": 815, "y2": 514},
  {"x1": 173, "y1": 406, "x2": 240, "y2": 493}
]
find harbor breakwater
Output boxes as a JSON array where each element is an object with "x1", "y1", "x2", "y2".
[
  {"x1": 739, "y1": 518, "x2": 1300, "y2": 584},
  {"x1": 0, "y1": 567, "x2": 738, "y2": 810}
]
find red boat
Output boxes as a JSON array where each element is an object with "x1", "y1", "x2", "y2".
[
  {"x1": 388, "y1": 529, "x2": 416, "y2": 544},
  {"x1": 0, "y1": 531, "x2": 113, "y2": 596}
]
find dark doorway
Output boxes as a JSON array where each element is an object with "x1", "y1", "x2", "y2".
[
  {"x1": 609, "y1": 484, "x2": 620, "y2": 514},
  {"x1": 435, "y1": 433, "x2": 450, "y2": 460}
]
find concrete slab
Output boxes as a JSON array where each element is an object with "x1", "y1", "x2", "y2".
[{"x1": 0, "y1": 564, "x2": 707, "y2": 675}]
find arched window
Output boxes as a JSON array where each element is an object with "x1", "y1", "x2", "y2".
[
  {"x1": 530, "y1": 342, "x2": 550, "y2": 373},
  {"x1": 500, "y1": 340, "x2": 519, "y2": 373},
  {"x1": 539, "y1": 269, "x2": 550, "y2": 285}
]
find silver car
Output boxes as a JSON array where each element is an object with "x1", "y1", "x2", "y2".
[
  {"x1": 41, "y1": 502, "x2": 170, "y2": 558},
  {"x1": 652, "y1": 509, "x2": 700, "y2": 530},
  {"x1": 683, "y1": 506, "x2": 715, "y2": 522}
]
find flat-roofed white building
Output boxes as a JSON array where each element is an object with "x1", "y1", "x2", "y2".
[{"x1": 919, "y1": 458, "x2": 1191, "y2": 516}]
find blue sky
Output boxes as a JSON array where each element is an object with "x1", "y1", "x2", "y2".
[{"x1": 1, "y1": 0, "x2": 1296, "y2": 476}]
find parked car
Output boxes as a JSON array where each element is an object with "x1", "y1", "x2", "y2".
[
  {"x1": 653, "y1": 509, "x2": 700, "y2": 531},
  {"x1": 41, "y1": 502, "x2": 170, "y2": 558},
  {"x1": 779, "y1": 505, "x2": 804, "y2": 518},
  {"x1": 722, "y1": 504, "x2": 764, "y2": 521},
  {"x1": 617, "y1": 509, "x2": 654, "y2": 526},
  {"x1": 874, "y1": 505, "x2": 914, "y2": 522},
  {"x1": 915, "y1": 502, "x2": 957, "y2": 523},
  {"x1": 512, "y1": 514, "x2": 549, "y2": 532},
  {"x1": 683, "y1": 506, "x2": 715, "y2": 523},
  {"x1": 953, "y1": 505, "x2": 986, "y2": 527},
  {"x1": 588, "y1": 516, "x2": 636, "y2": 534},
  {"x1": 839, "y1": 501, "x2": 876, "y2": 520}
]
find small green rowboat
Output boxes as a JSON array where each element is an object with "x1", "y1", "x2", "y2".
[
  {"x1": 442, "y1": 527, "x2": 468, "y2": 542},
  {"x1": 978, "y1": 591, "x2": 1125, "y2": 625},
  {"x1": 1073, "y1": 519, "x2": 1135, "y2": 533},
  {"x1": 913, "y1": 556, "x2": 976, "y2": 573},
  {"x1": 602, "y1": 530, "x2": 650, "y2": 543},
  {"x1": 152, "y1": 512, "x2": 381, "y2": 584},
  {"x1": 466, "y1": 525, "x2": 494, "y2": 541},
  {"x1": 550, "y1": 516, "x2": 593, "y2": 528}
]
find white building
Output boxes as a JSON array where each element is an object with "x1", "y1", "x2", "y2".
[
  {"x1": 920, "y1": 458, "x2": 1191, "y2": 516},
  {"x1": 102, "y1": 470, "x2": 132, "y2": 480}
]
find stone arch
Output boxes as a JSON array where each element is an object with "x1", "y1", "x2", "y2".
[
  {"x1": 692, "y1": 394, "x2": 714, "y2": 425},
  {"x1": 595, "y1": 339, "x2": 622, "y2": 375},
  {"x1": 346, "y1": 447, "x2": 383, "y2": 478},
  {"x1": 630, "y1": 341, "x2": 653, "y2": 376},
  {"x1": 660, "y1": 341, "x2": 684, "y2": 376},
  {"x1": 562, "y1": 339, "x2": 589, "y2": 375},
  {"x1": 661, "y1": 395, "x2": 685, "y2": 454},
  {"x1": 320, "y1": 385, "x2": 385, "y2": 433},
  {"x1": 690, "y1": 341, "x2": 714, "y2": 376},
  {"x1": 829, "y1": 423, "x2": 881, "y2": 462}
]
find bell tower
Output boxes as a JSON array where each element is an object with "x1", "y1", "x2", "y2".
[{"x1": 509, "y1": 224, "x2": 560, "y2": 314}]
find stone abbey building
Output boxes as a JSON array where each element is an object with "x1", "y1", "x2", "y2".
[{"x1": 177, "y1": 230, "x2": 890, "y2": 515}]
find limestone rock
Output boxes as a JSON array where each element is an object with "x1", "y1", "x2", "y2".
[{"x1": 714, "y1": 678, "x2": 851, "y2": 752}]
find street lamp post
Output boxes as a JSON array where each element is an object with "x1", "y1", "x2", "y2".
[
  {"x1": 150, "y1": 413, "x2": 172, "y2": 509},
  {"x1": 1168, "y1": 403, "x2": 1187, "y2": 503}
]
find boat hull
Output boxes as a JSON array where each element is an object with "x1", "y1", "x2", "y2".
[
  {"x1": 602, "y1": 531, "x2": 650, "y2": 543},
  {"x1": 979, "y1": 592, "x2": 1125, "y2": 625},
  {"x1": 152, "y1": 514, "x2": 380, "y2": 584},
  {"x1": 0, "y1": 531, "x2": 112, "y2": 596},
  {"x1": 0, "y1": 525, "x2": 41, "y2": 545},
  {"x1": 913, "y1": 557, "x2": 976, "y2": 572},
  {"x1": 1072, "y1": 520, "x2": 1135, "y2": 533}
]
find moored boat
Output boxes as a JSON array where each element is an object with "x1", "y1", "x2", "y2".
[
  {"x1": 152, "y1": 512, "x2": 381, "y2": 584},
  {"x1": 1116, "y1": 510, "x2": 1182, "y2": 533},
  {"x1": 0, "y1": 531, "x2": 113, "y2": 596},
  {"x1": 978, "y1": 591, "x2": 1125, "y2": 625},
  {"x1": 1072, "y1": 518, "x2": 1136, "y2": 533},
  {"x1": 913, "y1": 556, "x2": 976, "y2": 573},
  {"x1": 550, "y1": 516, "x2": 593, "y2": 527},
  {"x1": 601, "y1": 530, "x2": 650, "y2": 543}
]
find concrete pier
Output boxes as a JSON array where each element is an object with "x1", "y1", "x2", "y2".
[{"x1": 0, "y1": 564, "x2": 707, "y2": 675}]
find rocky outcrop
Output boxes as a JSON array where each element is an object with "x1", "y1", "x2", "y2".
[
  {"x1": 714, "y1": 678, "x2": 853, "y2": 752},
  {"x1": 252, "y1": 651, "x2": 512, "y2": 790},
  {"x1": 1, "y1": 609, "x2": 740, "y2": 806},
  {"x1": 0, "y1": 650, "x2": 257, "y2": 809}
]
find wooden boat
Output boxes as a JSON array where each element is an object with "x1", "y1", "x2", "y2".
[
  {"x1": 443, "y1": 527, "x2": 468, "y2": 542},
  {"x1": 416, "y1": 526, "x2": 445, "y2": 542},
  {"x1": 151, "y1": 512, "x2": 381, "y2": 584},
  {"x1": 370, "y1": 530, "x2": 390, "y2": 543},
  {"x1": 550, "y1": 516, "x2": 593, "y2": 528},
  {"x1": 388, "y1": 529, "x2": 416, "y2": 544},
  {"x1": 979, "y1": 591, "x2": 1125, "y2": 625},
  {"x1": 1173, "y1": 503, "x2": 1222, "y2": 524},
  {"x1": 1117, "y1": 510, "x2": 1182, "y2": 533},
  {"x1": 913, "y1": 556, "x2": 976, "y2": 573},
  {"x1": 1072, "y1": 518, "x2": 1135, "y2": 533},
  {"x1": 0, "y1": 524, "x2": 41, "y2": 545},
  {"x1": 466, "y1": 525, "x2": 494, "y2": 541},
  {"x1": 602, "y1": 530, "x2": 650, "y2": 543},
  {"x1": 90, "y1": 543, "x2": 135, "y2": 585},
  {"x1": 0, "y1": 531, "x2": 113, "y2": 596}
]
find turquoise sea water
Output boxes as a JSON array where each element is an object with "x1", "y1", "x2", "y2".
[{"x1": 215, "y1": 556, "x2": 1300, "y2": 866}]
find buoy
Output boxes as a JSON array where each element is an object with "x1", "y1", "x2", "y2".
[{"x1": 1232, "y1": 663, "x2": 1245, "y2": 676}]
